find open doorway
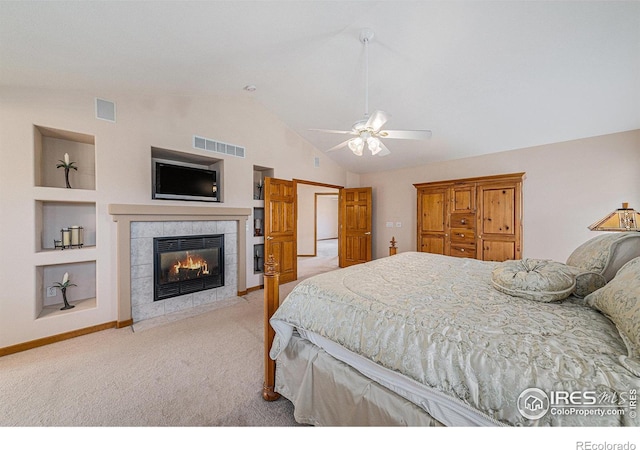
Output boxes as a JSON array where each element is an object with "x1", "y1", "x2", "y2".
[{"x1": 296, "y1": 181, "x2": 339, "y2": 279}]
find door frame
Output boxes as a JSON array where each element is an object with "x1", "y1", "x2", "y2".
[{"x1": 293, "y1": 179, "x2": 343, "y2": 273}]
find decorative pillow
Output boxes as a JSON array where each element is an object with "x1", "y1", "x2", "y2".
[
  {"x1": 491, "y1": 259, "x2": 582, "y2": 302},
  {"x1": 573, "y1": 271, "x2": 606, "y2": 298},
  {"x1": 566, "y1": 232, "x2": 640, "y2": 282},
  {"x1": 585, "y1": 257, "x2": 640, "y2": 366}
]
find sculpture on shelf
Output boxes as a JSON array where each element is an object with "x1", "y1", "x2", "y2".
[
  {"x1": 255, "y1": 180, "x2": 263, "y2": 200},
  {"x1": 54, "y1": 272, "x2": 76, "y2": 310},
  {"x1": 56, "y1": 152, "x2": 77, "y2": 188}
]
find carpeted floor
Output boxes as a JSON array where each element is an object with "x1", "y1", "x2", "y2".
[{"x1": 0, "y1": 246, "x2": 339, "y2": 428}]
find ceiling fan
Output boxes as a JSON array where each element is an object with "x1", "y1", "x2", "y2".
[{"x1": 311, "y1": 28, "x2": 432, "y2": 157}]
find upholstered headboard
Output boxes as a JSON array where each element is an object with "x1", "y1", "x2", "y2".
[{"x1": 567, "y1": 232, "x2": 640, "y2": 281}]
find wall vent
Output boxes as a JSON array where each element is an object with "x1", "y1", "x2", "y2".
[
  {"x1": 95, "y1": 98, "x2": 116, "y2": 122},
  {"x1": 193, "y1": 135, "x2": 245, "y2": 158}
]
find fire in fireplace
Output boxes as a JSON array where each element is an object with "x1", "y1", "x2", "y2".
[{"x1": 154, "y1": 234, "x2": 224, "y2": 301}]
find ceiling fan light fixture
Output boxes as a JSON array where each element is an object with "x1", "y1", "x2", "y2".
[
  {"x1": 367, "y1": 137, "x2": 382, "y2": 155},
  {"x1": 348, "y1": 137, "x2": 364, "y2": 156}
]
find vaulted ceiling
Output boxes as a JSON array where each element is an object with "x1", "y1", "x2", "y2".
[{"x1": 1, "y1": 1, "x2": 638, "y2": 174}]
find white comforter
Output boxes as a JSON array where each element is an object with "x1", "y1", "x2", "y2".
[{"x1": 270, "y1": 252, "x2": 639, "y2": 426}]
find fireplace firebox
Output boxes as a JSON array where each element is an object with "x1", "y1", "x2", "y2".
[{"x1": 154, "y1": 234, "x2": 224, "y2": 301}]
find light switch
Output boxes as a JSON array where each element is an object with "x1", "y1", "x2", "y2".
[{"x1": 386, "y1": 222, "x2": 394, "y2": 228}]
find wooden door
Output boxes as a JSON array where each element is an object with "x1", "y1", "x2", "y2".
[
  {"x1": 339, "y1": 187, "x2": 372, "y2": 267},
  {"x1": 477, "y1": 181, "x2": 522, "y2": 261},
  {"x1": 264, "y1": 177, "x2": 297, "y2": 284},
  {"x1": 417, "y1": 187, "x2": 449, "y2": 255}
]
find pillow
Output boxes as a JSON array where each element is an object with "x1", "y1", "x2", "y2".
[
  {"x1": 566, "y1": 232, "x2": 640, "y2": 282},
  {"x1": 585, "y1": 257, "x2": 640, "y2": 372},
  {"x1": 491, "y1": 259, "x2": 582, "y2": 302},
  {"x1": 573, "y1": 271, "x2": 606, "y2": 298}
]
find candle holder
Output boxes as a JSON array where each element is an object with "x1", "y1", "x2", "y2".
[
  {"x1": 60, "y1": 228, "x2": 71, "y2": 249},
  {"x1": 70, "y1": 226, "x2": 84, "y2": 248},
  {"x1": 58, "y1": 226, "x2": 84, "y2": 249}
]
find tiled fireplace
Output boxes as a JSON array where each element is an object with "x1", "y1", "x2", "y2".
[
  {"x1": 130, "y1": 221, "x2": 237, "y2": 322},
  {"x1": 109, "y1": 204, "x2": 251, "y2": 327}
]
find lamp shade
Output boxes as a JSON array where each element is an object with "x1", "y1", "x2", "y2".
[{"x1": 589, "y1": 203, "x2": 639, "y2": 231}]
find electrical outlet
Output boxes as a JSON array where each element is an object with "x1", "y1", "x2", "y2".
[
  {"x1": 395, "y1": 222, "x2": 402, "y2": 228},
  {"x1": 47, "y1": 287, "x2": 57, "y2": 297}
]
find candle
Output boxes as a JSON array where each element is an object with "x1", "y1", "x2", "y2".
[
  {"x1": 62, "y1": 272, "x2": 69, "y2": 285},
  {"x1": 64, "y1": 153, "x2": 69, "y2": 165},
  {"x1": 62, "y1": 228, "x2": 70, "y2": 247},
  {"x1": 70, "y1": 226, "x2": 79, "y2": 246}
]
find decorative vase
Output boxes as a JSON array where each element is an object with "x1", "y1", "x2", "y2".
[
  {"x1": 64, "y1": 167, "x2": 72, "y2": 189},
  {"x1": 60, "y1": 288, "x2": 75, "y2": 310}
]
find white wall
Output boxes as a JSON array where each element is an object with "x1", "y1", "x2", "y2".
[
  {"x1": 317, "y1": 195, "x2": 338, "y2": 240},
  {"x1": 296, "y1": 183, "x2": 339, "y2": 255},
  {"x1": 361, "y1": 130, "x2": 640, "y2": 262},
  {"x1": 0, "y1": 86, "x2": 349, "y2": 347}
]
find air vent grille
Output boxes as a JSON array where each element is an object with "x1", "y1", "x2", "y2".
[{"x1": 193, "y1": 135, "x2": 245, "y2": 158}]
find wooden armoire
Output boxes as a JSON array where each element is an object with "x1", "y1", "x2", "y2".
[{"x1": 414, "y1": 173, "x2": 524, "y2": 262}]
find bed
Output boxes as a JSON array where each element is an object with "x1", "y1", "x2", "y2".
[{"x1": 263, "y1": 232, "x2": 640, "y2": 426}]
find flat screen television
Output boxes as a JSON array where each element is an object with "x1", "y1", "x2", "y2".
[{"x1": 152, "y1": 159, "x2": 218, "y2": 202}]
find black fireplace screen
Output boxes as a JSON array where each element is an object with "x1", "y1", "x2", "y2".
[{"x1": 154, "y1": 234, "x2": 224, "y2": 301}]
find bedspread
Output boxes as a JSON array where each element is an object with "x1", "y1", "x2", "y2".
[{"x1": 270, "y1": 252, "x2": 639, "y2": 426}]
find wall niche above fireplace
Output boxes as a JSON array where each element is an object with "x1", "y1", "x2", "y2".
[{"x1": 151, "y1": 146, "x2": 224, "y2": 203}]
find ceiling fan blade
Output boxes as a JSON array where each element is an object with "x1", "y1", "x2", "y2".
[
  {"x1": 365, "y1": 110, "x2": 390, "y2": 131},
  {"x1": 326, "y1": 140, "x2": 351, "y2": 152},
  {"x1": 376, "y1": 141, "x2": 391, "y2": 157},
  {"x1": 379, "y1": 129, "x2": 432, "y2": 140},
  {"x1": 309, "y1": 128, "x2": 355, "y2": 135}
]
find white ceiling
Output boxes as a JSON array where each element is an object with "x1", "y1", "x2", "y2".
[{"x1": 1, "y1": 1, "x2": 639, "y2": 174}]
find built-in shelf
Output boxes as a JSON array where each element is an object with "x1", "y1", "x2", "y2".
[
  {"x1": 35, "y1": 260, "x2": 97, "y2": 319},
  {"x1": 247, "y1": 166, "x2": 273, "y2": 285},
  {"x1": 253, "y1": 207, "x2": 264, "y2": 237},
  {"x1": 151, "y1": 146, "x2": 224, "y2": 203},
  {"x1": 35, "y1": 200, "x2": 96, "y2": 252},
  {"x1": 34, "y1": 125, "x2": 96, "y2": 190},
  {"x1": 38, "y1": 297, "x2": 97, "y2": 319},
  {"x1": 253, "y1": 243, "x2": 265, "y2": 274},
  {"x1": 32, "y1": 125, "x2": 99, "y2": 326}
]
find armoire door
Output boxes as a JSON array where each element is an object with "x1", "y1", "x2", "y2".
[
  {"x1": 417, "y1": 187, "x2": 449, "y2": 255},
  {"x1": 477, "y1": 181, "x2": 522, "y2": 261}
]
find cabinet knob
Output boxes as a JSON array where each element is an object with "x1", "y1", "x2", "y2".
[
  {"x1": 459, "y1": 233, "x2": 465, "y2": 238},
  {"x1": 460, "y1": 219, "x2": 466, "y2": 224},
  {"x1": 460, "y1": 248, "x2": 465, "y2": 252}
]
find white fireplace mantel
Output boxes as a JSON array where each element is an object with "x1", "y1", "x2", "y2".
[{"x1": 109, "y1": 204, "x2": 251, "y2": 327}]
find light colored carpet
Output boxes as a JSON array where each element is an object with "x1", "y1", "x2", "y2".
[{"x1": 0, "y1": 250, "x2": 338, "y2": 428}]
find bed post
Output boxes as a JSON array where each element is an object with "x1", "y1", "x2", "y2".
[
  {"x1": 262, "y1": 255, "x2": 281, "y2": 401},
  {"x1": 389, "y1": 236, "x2": 397, "y2": 256}
]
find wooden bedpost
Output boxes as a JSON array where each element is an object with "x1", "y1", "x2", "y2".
[
  {"x1": 262, "y1": 254, "x2": 281, "y2": 401},
  {"x1": 389, "y1": 236, "x2": 397, "y2": 256}
]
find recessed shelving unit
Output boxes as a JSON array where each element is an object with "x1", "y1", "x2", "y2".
[
  {"x1": 253, "y1": 243, "x2": 265, "y2": 274},
  {"x1": 35, "y1": 200, "x2": 96, "y2": 252},
  {"x1": 32, "y1": 125, "x2": 98, "y2": 322},
  {"x1": 151, "y1": 146, "x2": 224, "y2": 202},
  {"x1": 249, "y1": 166, "x2": 273, "y2": 281},
  {"x1": 36, "y1": 258, "x2": 97, "y2": 319},
  {"x1": 34, "y1": 126, "x2": 96, "y2": 190}
]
